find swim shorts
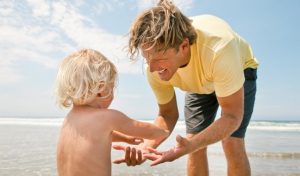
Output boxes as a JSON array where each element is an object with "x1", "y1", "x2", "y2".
[{"x1": 184, "y1": 68, "x2": 257, "y2": 138}]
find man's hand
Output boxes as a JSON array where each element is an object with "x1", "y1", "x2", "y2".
[
  {"x1": 143, "y1": 135, "x2": 190, "y2": 166},
  {"x1": 112, "y1": 131, "x2": 144, "y2": 145},
  {"x1": 112, "y1": 144, "x2": 147, "y2": 166},
  {"x1": 125, "y1": 136, "x2": 144, "y2": 145}
]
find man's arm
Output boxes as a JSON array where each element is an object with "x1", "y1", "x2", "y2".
[
  {"x1": 144, "y1": 94, "x2": 179, "y2": 148},
  {"x1": 144, "y1": 87, "x2": 244, "y2": 166},
  {"x1": 187, "y1": 87, "x2": 244, "y2": 152}
]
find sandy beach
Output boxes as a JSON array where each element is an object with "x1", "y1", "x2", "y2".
[{"x1": 0, "y1": 118, "x2": 299, "y2": 176}]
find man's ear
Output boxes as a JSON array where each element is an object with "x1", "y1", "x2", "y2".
[{"x1": 180, "y1": 38, "x2": 190, "y2": 51}]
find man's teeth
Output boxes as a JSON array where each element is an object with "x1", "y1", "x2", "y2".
[{"x1": 158, "y1": 69, "x2": 166, "y2": 73}]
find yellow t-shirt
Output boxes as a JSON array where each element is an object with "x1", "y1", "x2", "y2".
[{"x1": 147, "y1": 15, "x2": 259, "y2": 104}]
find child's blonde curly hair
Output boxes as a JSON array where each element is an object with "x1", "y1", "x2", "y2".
[{"x1": 55, "y1": 49, "x2": 117, "y2": 108}]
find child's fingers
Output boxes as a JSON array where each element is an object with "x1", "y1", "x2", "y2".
[
  {"x1": 130, "y1": 148, "x2": 137, "y2": 166},
  {"x1": 137, "y1": 150, "x2": 142, "y2": 161}
]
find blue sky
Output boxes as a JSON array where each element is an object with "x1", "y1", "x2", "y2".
[{"x1": 0, "y1": 0, "x2": 299, "y2": 121}]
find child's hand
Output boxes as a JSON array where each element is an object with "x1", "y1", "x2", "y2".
[{"x1": 112, "y1": 144, "x2": 147, "y2": 166}]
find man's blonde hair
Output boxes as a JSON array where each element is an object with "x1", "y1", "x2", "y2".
[
  {"x1": 55, "y1": 49, "x2": 117, "y2": 108},
  {"x1": 128, "y1": 0, "x2": 197, "y2": 60}
]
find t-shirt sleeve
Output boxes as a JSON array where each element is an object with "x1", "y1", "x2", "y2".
[
  {"x1": 146, "y1": 67, "x2": 175, "y2": 104},
  {"x1": 212, "y1": 40, "x2": 245, "y2": 97}
]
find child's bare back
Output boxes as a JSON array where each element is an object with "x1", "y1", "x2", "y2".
[
  {"x1": 57, "y1": 106, "x2": 113, "y2": 175},
  {"x1": 55, "y1": 49, "x2": 168, "y2": 176}
]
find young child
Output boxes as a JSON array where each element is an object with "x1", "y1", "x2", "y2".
[{"x1": 55, "y1": 49, "x2": 169, "y2": 176}]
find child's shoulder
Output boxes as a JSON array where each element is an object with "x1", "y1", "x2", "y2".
[
  {"x1": 65, "y1": 107, "x2": 124, "y2": 132},
  {"x1": 71, "y1": 105, "x2": 120, "y2": 114},
  {"x1": 95, "y1": 108, "x2": 127, "y2": 120},
  {"x1": 67, "y1": 106, "x2": 127, "y2": 125},
  {"x1": 75, "y1": 107, "x2": 126, "y2": 120},
  {"x1": 90, "y1": 109, "x2": 129, "y2": 130},
  {"x1": 89, "y1": 108, "x2": 123, "y2": 116}
]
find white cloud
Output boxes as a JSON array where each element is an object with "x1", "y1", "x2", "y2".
[
  {"x1": 0, "y1": 1, "x2": 14, "y2": 16},
  {"x1": 0, "y1": 61, "x2": 23, "y2": 84},
  {"x1": 0, "y1": 1, "x2": 141, "y2": 85},
  {"x1": 26, "y1": 0, "x2": 50, "y2": 17},
  {"x1": 0, "y1": 23, "x2": 72, "y2": 84},
  {"x1": 136, "y1": 0, "x2": 155, "y2": 11},
  {"x1": 72, "y1": 0, "x2": 126, "y2": 15},
  {"x1": 0, "y1": 1, "x2": 163, "y2": 85},
  {"x1": 50, "y1": 1, "x2": 142, "y2": 74},
  {"x1": 0, "y1": 1, "x2": 75, "y2": 84},
  {"x1": 173, "y1": 0, "x2": 194, "y2": 11},
  {"x1": 136, "y1": 0, "x2": 194, "y2": 12},
  {"x1": 8, "y1": 48, "x2": 59, "y2": 68}
]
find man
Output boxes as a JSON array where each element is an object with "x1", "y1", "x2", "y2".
[{"x1": 113, "y1": 0, "x2": 258, "y2": 175}]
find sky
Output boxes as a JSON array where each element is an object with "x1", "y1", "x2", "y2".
[{"x1": 0, "y1": 0, "x2": 299, "y2": 121}]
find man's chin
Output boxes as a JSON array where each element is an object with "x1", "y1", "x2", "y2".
[{"x1": 159, "y1": 75, "x2": 171, "y2": 81}]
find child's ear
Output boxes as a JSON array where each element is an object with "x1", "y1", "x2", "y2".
[{"x1": 97, "y1": 83, "x2": 105, "y2": 97}]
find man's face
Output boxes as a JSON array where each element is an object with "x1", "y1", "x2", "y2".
[
  {"x1": 141, "y1": 47, "x2": 185, "y2": 81},
  {"x1": 141, "y1": 39, "x2": 191, "y2": 81}
]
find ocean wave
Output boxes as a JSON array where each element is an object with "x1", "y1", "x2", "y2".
[
  {"x1": 175, "y1": 121, "x2": 300, "y2": 131},
  {"x1": 0, "y1": 118, "x2": 300, "y2": 131},
  {"x1": 0, "y1": 117, "x2": 63, "y2": 126},
  {"x1": 248, "y1": 121, "x2": 300, "y2": 131},
  {"x1": 208, "y1": 151, "x2": 300, "y2": 159},
  {"x1": 248, "y1": 152, "x2": 300, "y2": 159}
]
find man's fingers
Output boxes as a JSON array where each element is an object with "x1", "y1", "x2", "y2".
[
  {"x1": 143, "y1": 153, "x2": 158, "y2": 161},
  {"x1": 147, "y1": 147, "x2": 163, "y2": 155},
  {"x1": 113, "y1": 157, "x2": 125, "y2": 164},
  {"x1": 133, "y1": 138, "x2": 144, "y2": 145},
  {"x1": 176, "y1": 135, "x2": 187, "y2": 146},
  {"x1": 127, "y1": 138, "x2": 144, "y2": 145},
  {"x1": 112, "y1": 144, "x2": 126, "y2": 151},
  {"x1": 151, "y1": 158, "x2": 164, "y2": 166}
]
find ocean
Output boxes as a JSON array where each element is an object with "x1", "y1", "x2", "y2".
[{"x1": 0, "y1": 117, "x2": 299, "y2": 176}]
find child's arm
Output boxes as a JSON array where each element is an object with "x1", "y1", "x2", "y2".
[
  {"x1": 112, "y1": 131, "x2": 144, "y2": 145},
  {"x1": 108, "y1": 109, "x2": 169, "y2": 142}
]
